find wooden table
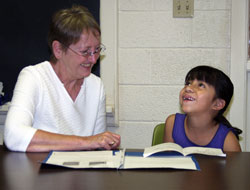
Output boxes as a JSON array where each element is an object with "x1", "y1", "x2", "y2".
[{"x1": 0, "y1": 146, "x2": 250, "y2": 190}]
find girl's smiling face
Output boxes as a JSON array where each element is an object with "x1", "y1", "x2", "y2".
[{"x1": 179, "y1": 79, "x2": 217, "y2": 114}]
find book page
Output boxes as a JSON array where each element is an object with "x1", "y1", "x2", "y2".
[
  {"x1": 45, "y1": 150, "x2": 121, "y2": 169},
  {"x1": 182, "y1": 147, "x2": 226, "y2": 157},
  {"x1": 123, "y1": 156, "x2": 198, "y2": 170},
  {"x1": 44, "y1": 150, "x2": 199, "y2": 170},
  {"x1": 143, "y1": 142, "x2": 184, "y2": 157}
]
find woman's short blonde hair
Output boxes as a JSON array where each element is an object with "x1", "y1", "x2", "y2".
[{"x1": 48, "y1": 5, "x2": 100, "y2": 63}]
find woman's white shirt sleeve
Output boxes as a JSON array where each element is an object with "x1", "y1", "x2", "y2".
[{"x1": 4, "y1": 67, "x2": 40, "y2": 151}]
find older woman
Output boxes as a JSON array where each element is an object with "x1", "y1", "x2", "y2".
[{"x1": 4, "y1": 5, "x2": 120, "y2": 152}]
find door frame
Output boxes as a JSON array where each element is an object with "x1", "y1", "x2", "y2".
[{"x1": 230, "y1": 0, "x2": 248, "y2": 150}]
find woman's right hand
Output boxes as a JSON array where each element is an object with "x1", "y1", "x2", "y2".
[
  {"x1": 26, "y1": 130, "x2": 121, "y2": 152},
  {"x1": 85, "y1": 131, "x2": 121, "y2": 150}
]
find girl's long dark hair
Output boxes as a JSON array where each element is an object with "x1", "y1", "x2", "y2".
[{"x1": 185, "y1": 65, "x2": 242, "y2": 140}]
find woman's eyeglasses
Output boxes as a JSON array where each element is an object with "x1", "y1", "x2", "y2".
[{"x1": 61, "y1": 43, "x2": 106, "y2": 58}]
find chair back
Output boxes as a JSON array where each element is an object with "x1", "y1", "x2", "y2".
[{"x1": 152, "y1": 123, "x2": 165, "y2": 146}]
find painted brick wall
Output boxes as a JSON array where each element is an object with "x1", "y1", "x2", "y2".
[{"x1": 116, "y1": 0, "x2": 231, "y2": 148}]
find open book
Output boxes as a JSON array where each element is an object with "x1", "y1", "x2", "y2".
[
  {"x1": 43, "y1": 148, "x2": 200, "y2": 170},
  {"x1": 143, "y1": 142, "x2": 226, "y2": 157}
]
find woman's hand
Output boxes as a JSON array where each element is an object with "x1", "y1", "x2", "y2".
[
  {"x1": 26, "y1": 130, "x2": 121, "y2": 152},
  {"x1": 85, "y1": 131, "x2": 121, "y2": 150}
]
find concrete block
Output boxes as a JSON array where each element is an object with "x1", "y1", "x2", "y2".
[
  {"x1": 119, "y1": 0, "x2": 153, "y2": 10},
  {"x1": 119, "y1": 12, "x2": 192, "y2": 47},
  {"x1": 191, "y1": 11, "x2": 230, "y2": 47},
  {"x1": 119, "y1": 49, "x2": 151, "y2": 84},
  {"x1": 151, "y1": 48, "x2": 230, "y2": 84},
  {"x1": 117, "y1": 121, "x2": 157, "y2": 148},
  {"x1": 195, "y1": 0, "x2": 231, "y2": 10},
  {"x1": 119, "y1": 86, "x2": 181, "y2": 121}
]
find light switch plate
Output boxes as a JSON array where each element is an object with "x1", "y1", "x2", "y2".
[{"x1": 173, "y1": 0, "x2": 194, "y2": 18}]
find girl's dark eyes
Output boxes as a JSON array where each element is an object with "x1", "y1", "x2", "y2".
[
  {"x1": 198, "y1": 82, "x2": 205, "y2": 88},
  {"x1": 185, "y1": 81, "x2": 191, "y2": 86},
  {"x1": 184, "y1": 81, "x2": 206, "y2": 88}
]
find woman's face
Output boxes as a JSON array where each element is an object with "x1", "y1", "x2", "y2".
[{"x1": 59, "y1": 31, "x2": 101, "y2": 80}]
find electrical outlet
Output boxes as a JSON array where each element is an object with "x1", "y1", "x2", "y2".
[{"x1": 173, "y1": 0, "x2": 194, "y2": 18}]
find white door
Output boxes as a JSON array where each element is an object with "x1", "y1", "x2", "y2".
[{"x1": 230, "y1": 0, "x2": 249, "y2": 151}]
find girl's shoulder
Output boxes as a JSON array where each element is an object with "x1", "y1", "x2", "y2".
[
  {"x1": 165, "y1": 113, "x2": 179, "y2": 127},
  {"x1": 223, "y1": 131, "x2": 242, "y2": 152},
  {"x1": 164, "y1": 114, "x2": 177, "y2": 142},
  {"x1": 165, "y1": 113, "x2": 186, "y2": 126},
  {"x1": 165, "y1": 114, "x2": 176, "y2": 122}
]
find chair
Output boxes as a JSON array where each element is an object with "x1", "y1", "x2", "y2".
[{"x1": 152, "y1": 123, "x2": 165, "y2": 146}]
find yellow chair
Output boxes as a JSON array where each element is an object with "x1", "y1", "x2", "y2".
[{"x1": 152, "y1": 123, "x2": 165, "y2": 146}]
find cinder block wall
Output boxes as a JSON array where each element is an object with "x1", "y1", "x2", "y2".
[{"x1": 115, "y1": 0, "x2": 231, "y2": 148}]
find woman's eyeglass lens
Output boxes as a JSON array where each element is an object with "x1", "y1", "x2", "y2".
[{"x1": 61, "y1": 43, "x2": 106, "y2": 58}]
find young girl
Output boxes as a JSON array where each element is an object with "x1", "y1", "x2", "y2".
[{"x1": 164, "y1": 65, "x2": 242, "y2": 152}]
